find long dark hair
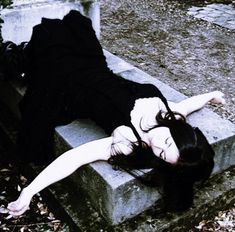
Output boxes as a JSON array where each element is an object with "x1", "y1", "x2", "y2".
[{"x1": 108, "y1": 111, "x2": 215, "y2": 211}]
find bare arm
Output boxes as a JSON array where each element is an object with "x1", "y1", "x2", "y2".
[
  {"x1": 168, "y1": 91, "x2": 225, "y2": 117},
  {"x1": 8, "y1": 137, "x2": 112, "y2": 216}
]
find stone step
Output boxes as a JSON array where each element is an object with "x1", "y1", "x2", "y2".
[{"x1": 0, "y1": 0, "x2": 235, "y2": 225}]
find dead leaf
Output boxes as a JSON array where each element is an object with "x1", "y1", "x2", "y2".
[
  {"x1": 0, "y1": 207, "x2": 9, "y2": 214},
  {"x1": 37, "y1": 202, "x2": 48, "y2": 215},
  {"x1": 20, "y1": 226, "x2": 26, "y2": 232},
  {"x1": 4, "y1": 177, "x2": 10, "y2": 182},
  {"x1": 0, "y1": 196, "x2": 6, "y2": 200},
  {"x1": 195, "y1": 220, "x2": 207, "y2": 230},
  {"x1": 53, "y1": 222, "x2": 61, "y2": 231},
  {"x1": 5, "y1": 215, "x2": 12, "y2": 220},
  {"x1": 47, "y1": 212, "x2": 55, "y2": 220},
  {"x1": 0, "y1": 169, "x2": 11, "y2": 172},
  {"x1": 20, "y1": 175, "x2": 27, "y2": 185},
  {"x1": 17, "y1": 185, "x2": 21, "y2": 192}
]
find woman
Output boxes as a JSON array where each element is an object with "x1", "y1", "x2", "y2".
[{"x1": 1, "y1": 10, "x2": 225, "y2": 215}]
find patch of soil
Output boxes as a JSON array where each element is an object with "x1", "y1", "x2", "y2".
[{"x1": 0, "y1": 163, "x2": 69, "y2": 231}]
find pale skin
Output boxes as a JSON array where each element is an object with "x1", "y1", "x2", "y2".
[{"x1": 7, "y1": 90, "x2": 225, "y2": 216}]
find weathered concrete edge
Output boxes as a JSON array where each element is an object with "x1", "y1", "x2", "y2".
[{"x1": 35, "y1": 163, "x2": 235, "y2": 232}]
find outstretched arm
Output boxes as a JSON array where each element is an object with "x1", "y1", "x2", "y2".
[
  {"x1": 168, "y1": 91, "x2": 225, "y2": 117},
  {"x1": 8, "y1": 137, "x2": 112, "y2": 216}
]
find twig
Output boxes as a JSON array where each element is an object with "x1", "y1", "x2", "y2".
[{"x1": 2, "y1": 220, "x2": 61, "y2": 228}]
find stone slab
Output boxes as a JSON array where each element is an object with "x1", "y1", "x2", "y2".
[
  {"x1": 188, "y1": 4, "x2": 235, "y2": 30},
  {"x1": 1, "y1": 0, "x2": 100, "y2": 43}
]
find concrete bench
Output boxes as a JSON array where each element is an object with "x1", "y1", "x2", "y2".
[{"x1": 0, "y1": 0, "x2": 235, "y2": 225}]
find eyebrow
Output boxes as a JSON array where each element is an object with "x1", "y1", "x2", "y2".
[
  {"x1": 165, "y1": 137, "x2": 171, "y2": 144},
  {"x1": 165, "y1": 137, "x2": 172, "y2": 148}
]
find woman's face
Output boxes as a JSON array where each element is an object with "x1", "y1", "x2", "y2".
[{"x1": 147, "y1": 127, "x2": 179, "y2": 164}]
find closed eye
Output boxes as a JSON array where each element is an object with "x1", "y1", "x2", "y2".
[{"x1": 159, "y1": 150, "x2": 166, "y2": 160}]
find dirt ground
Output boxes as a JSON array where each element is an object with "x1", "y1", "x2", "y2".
[{"x1": 100, "y1": 0, "x2": 235, "y2": 124}]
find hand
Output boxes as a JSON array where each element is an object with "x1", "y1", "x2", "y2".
[
  {"x1": 210, "y1": 91, "x2": 225, "y2": 105},
  {"x1": 7, "y1": 188, "x2": 32, "y2": 216}
]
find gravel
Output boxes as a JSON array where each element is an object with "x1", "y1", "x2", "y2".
[{"x1": 99, "y1": 0, "x2": 235, "y2": 124}]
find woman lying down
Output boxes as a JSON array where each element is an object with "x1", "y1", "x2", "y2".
[{"x1": 0, "y1": 10, "x2": 225, "y2": 215}]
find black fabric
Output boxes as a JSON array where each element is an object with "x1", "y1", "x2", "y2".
[{"x1": 17, "y1": 10, "x2": 169, "y2": 164}]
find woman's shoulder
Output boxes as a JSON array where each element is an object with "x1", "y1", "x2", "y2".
[
  {"x1": 134, "y1": 97, "x2": 166, "y2": 108},
  {"x1": 131, "y1": 97, "x2": 166, "y2": 124}
]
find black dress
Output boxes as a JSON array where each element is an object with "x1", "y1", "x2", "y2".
[{"x1": 18, "y1": 10, "x2": 169, "y2": 164}]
